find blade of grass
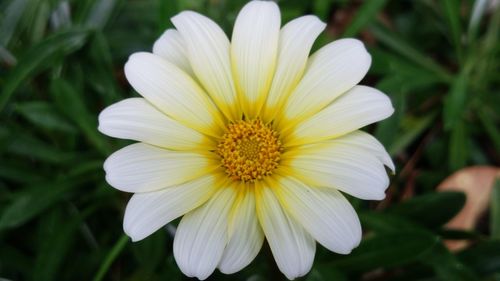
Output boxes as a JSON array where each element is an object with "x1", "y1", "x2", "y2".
[
  {"x1": 5, "y1": 132, "x2": 77, "y2": 164},
  {"x1": 477, "y1": 109, "x2": 500, "y2": 153},
  {"x1": 492, "y1": 179, "x2": 500, "y2": 239},
  {"x1": 0, "y1": 45, "x2": 16, "y2": 65},
  {"x1": 30, "y1": 0, "x2": 50, "y2": 42},
  {"x1": 449, "y1": 120, "x2": 468, "y2": 171},
  {"x1": 0, "y1": 159, "x2": 101, "y2": 231},
  {"x1": 467, "y1": 0, "x2": 488, "y2": 44},
  {"x1": 342, "y1": 0, "x2": 388, "y2": 37},
  {"x1": 49, "y1": 1, "x2": 72, "y2": 31},
  {"x1": 16, "y1": 101, "x2": 78, "y2": 133},
  {"x1": 440, "y1": 0, "x2": 463, "y2": 64},
  {"x1": 0, "y1": 160, "x2": 45, "y2": 183},
  {"x1": 443, "y1": 68, "x2": 468, "y2": 130},
  {"x1": 92, "y1": 234, "x2": 129, "y2": 281},
  {"x1": 374, "y1": 79, "x2": 406, "y2": 148},
  {"x1": 0, "y1": 28, "x2": 90, "y2": 112},
  {"x1": 0, "y1": 0, "x2": 30, "y2": 46},
  {"x1": 0, "y1": 244, "x2": 32, "y2": 279},
  {"x1": 0, "y1": 178, "x2": 83, "y2": 230},
  {"x1": 388, "y1": 111, "x2": 438, "y2": 156},
  {"x1": 84, "y1": 0, "x2": 122, "y2": 29},
  {"x1": 312, "y1": 0, "x2": 334, "y2": 21},
  {"x1": 33, "y1": 206, "x2": 95, "y2": 281},
  {"x1": 369, "y1": 22, "x2": 452, "y2": 82},
  {"x1": 50, "y1": 78, "x2": 112, "y2": 155},
  {"x1": 87, "y1": 31, "x2": 122, "y2": 104},
  {"x1": 158, "y1": 0, "x2": 179, "y2": 32}
]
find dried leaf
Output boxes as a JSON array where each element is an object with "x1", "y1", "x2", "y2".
[{"x1": 437, "y1": 166, "x2": 500, "y2": 250}]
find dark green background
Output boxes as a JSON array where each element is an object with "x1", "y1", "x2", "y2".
[{"x1": 0, "y1": 0, "x2": 499, "y2": 280}]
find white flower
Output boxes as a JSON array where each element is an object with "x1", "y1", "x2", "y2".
[{"x1": 98, "y1": 1, "x2": 394, "y2": 279}]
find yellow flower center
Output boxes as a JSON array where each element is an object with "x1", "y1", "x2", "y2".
[{"x1": 217, "y1": 119, "x2": 281, "y2": 182}]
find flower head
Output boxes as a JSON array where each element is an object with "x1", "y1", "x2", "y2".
[{"x1": 99, "y1": 1, "x2": 395, "y2": 279}]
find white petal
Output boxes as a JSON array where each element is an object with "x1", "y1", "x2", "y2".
[
  {"x1": 255, "y1": 181, "x2": 316, "y2": 280},
  {"x1": 281, "y1": 133, "x2": 391, "y2": 200},
  {"x1": 262, "y1": 15, "x2": 326, "y2": 121},
  {"x1": 171, "y1": 11, "x2": 239, "y2": 121},
  {"x1": 124, "y1": 52, "x2": 224, "y2": 137},
  {"x1": 152, "y1": 29, "x2": 194, "y2": 76},
  {"x1": 280, "y1": 39, "x2": 371, "y2": 128},
  {"x1": 98, "y1": 98, "x2": 211, "y2": 150},
  {"x1": 104, "y1": 143, "x2": 217, "y2": 193},
  {"x1": 331, "y1": 130, "x2": 395, "y2": 172},
  {"x1": 274, "y1": 176, "x2": 361, "y2": 254},
  {"x1": 231, "y1": 1, "x2": 281, "y2": 117},
  {"x1": 174, "y1": 186, "x2": 237, "y2": 280},
  {"x1": 218, "y1": 186, "x2": 264, "y2": 274},
  {"x1": 123, "y1": 174, "x2": 219, "y2": 242},
  {"x1": 285, "y1": 85, "x2": 394, "y2": 146}
]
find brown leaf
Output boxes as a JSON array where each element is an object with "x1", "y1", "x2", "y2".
[{"x1": 437, "y1": 166, "x2": 500, "y2": 250}]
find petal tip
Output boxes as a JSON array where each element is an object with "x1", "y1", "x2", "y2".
[
  {"x1": 245, "y1": 0, "x2": 279, "y2": 9},
  {"x1": 123, "y1": 224, "x2": 143, "y2": 242},
  {"x1": 378, "y1": 192, "x2": 388, "y2": 200},
  {"x1": 171, "y1": 10, "x2": 202, "y2": 26}
]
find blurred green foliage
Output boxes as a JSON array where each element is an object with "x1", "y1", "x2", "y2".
[{"x1": 0, "y1": 0, "x2": 499, "y2": 280}]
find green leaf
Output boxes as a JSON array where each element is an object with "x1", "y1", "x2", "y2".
[
  {"x1": 0, "y1": 28, "x2": 90, "y2": 111},
  {"x1": 459, "y1": 240, "x2": 500, "y2": 276},
  {"x1": 387, "y1": 191, "x2": 466, "y2": 228},
  {"x1": 360, "y1": 212, "x2": 426, "y2": 233},
  {"x1": 328, "y1": 232, "x2": 438, "y2": 272},
  {"x1": 420, "y1": 243, "x2": 480, "y2": 281},
  {"x1": 437, "y1": 229, "x2": 482, "y2": 241},
  {"x1": 491, "y1": 178, "x2": 500, "y2": 239},
  {"x1": 342, "y1": 0, "x2": 387, "y2": 37}
]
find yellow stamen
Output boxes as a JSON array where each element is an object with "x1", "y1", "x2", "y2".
[{"x1": 217, "y1": 119, "x2": 281, "y2": 182}]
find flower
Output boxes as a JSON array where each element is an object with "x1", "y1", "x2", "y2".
[{"x1": 98, "y1": 1, "x2": 395, "y2": 279}]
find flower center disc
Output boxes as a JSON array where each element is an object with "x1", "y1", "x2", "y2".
[{"x1": 217, "y1": 119, "x2": 281, "y2": 182}]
